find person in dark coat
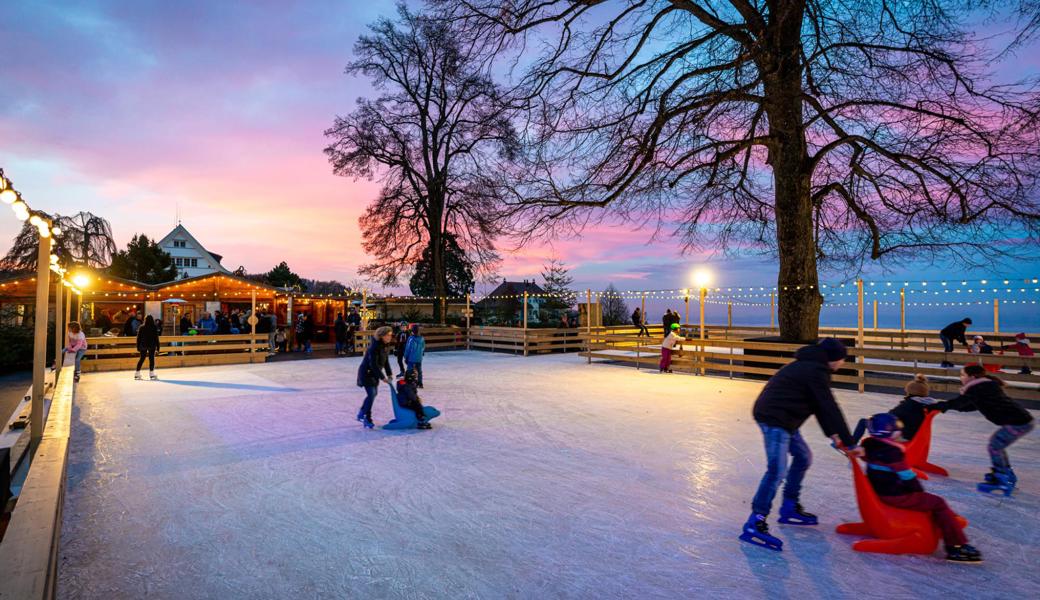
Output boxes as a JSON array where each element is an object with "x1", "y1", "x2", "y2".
[
  {"x1": 396, "y1": 367, "x2": 431, "y2": 429},
  {"x1": 861, "y1": 413, "x2": 981, "y2": 562},
  {"x1": 134, "y1": 315, "x2": 161, "y2": 380},
  {"x1": 334, "y1": 313, "x2": 348, "y2": 355},
  {"x1": 300, "y1": 314, "x2": 314, "y2": 354},
  {"x1": 939, "y1": 318, "x2": 972, "y2": 367},
  {"x1": 632, "y1": 308, "x2": 650, "y2": 337},
  {"x1": 122, "y1": 311, "x2": 140, "y2": 337},
  {"x1": 356, "y1": 326, "x2": 394, "y2": 428},
  {"x1": 886, "y1": 374, "x2": 940, "y2": 441},
  {"x1": 216, "y1": 311, "x2": 231, "y2": 335},
  {"x1": 346, "y1": 308, "x2": 362, "y2": 353},
  {"x1": 742, "y1": 338, "x2": 856, "y2": 551},
  {"x1": 394, "y1": 322, "x2": 409, "y2": 377},
  {"x1": 933, "y1": 364, "x2": 1034, "y2": 489}
]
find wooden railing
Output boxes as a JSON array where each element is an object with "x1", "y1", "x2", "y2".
[
  {"x1": 0, "y1": 354, "x2": 76, "y2": 600},
  {"x1": 352, "y1": 327, "x2": 467, "y2": 353},
  {"x1": 468, "y1": 326, "x2": 585, "y2": 355},
  {"x1": 81, "y1": 334, "x2": 269, "y2": 372},
  {"x1": 581, "y1": 331, "x2": 1040, "y2": 402}
]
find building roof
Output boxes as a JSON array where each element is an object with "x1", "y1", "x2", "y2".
[
  {"x1": 475, "y1": 280, "x2": 546, "y2": 306},
  {"x1": 157, "y1": 224, "x2": 230, "y2": 274}
]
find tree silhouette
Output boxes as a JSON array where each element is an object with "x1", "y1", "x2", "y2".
[
  {"x1": 266, "y1": 261, "x2": 306, "y2": 291},
  {"x1": 438, "y1": 0, "x2": 1040, "y2": 341},
  {"x1": 108, "y1": 234, "x2": 178, "y2": 284},
  {"x1": 1, "y1": 211, "x2": 115, "y2": 272},
  {"x1": 600, "y1": 284, "x2": 629, "y2": 326},
  {"x1": 409, "y1": 233, "x2": 475, "y2": 298},
  {"x1": 325, "y1": 4, "x2": 518, "y2": 322},
  {"x1": 540, "y1": 258, "x2": 576, "y2": 313}
]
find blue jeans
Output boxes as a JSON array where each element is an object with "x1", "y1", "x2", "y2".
[
  {"x1": 940, "y1": 335, "x2": 953, "y2": 352},
  {"x1": 359, "y1": 385, "x2": 378, "y2": 419},
  {"x1": 74, "y1": 349, "x2": 85, "y2": 374},
  {"x1": 406, "y1": 361, "x2": 423, "y2": 386},
  {"x1": 335, "y1": 340, "x2": 344, "y2": 354},
  {"x1": 751, "y1": 424, "x2": 812, "y2": 516},
  {"x1": 988, "y1": 422, "x2": 1034, "y2": 470}
]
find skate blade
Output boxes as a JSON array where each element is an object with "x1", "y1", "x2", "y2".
[
  {"x1": 778, "y1": 516, "x2": 818, "y2": 526},
  {"x1": 739, "y1": 532, "x2": 782, "y2": 551},
  {"x1": 976, "y1": 483, "x2": 1013, "y2": 497}
]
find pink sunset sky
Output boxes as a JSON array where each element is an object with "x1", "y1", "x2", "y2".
[{"x1": 3, "y1": 0, "x2": 1039, "y2": 308}]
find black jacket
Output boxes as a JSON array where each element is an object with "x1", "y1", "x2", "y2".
[
  {"x1": 122, "y1": 316, "x2": 138, "y2": 337},
  {"x1": 136, "y1": 323, "x2": 160, "y2": 352},
  {"x1": 939, "y1": 321, "x2": 969, "y2": 346},
  {"x1": 179, "y1": 316, "x2": 192, "y2": 335},
  {"x1": 396, "y1": 379, "x2": 423, "y2": 409},
  {"x1": 863, "y1": 438, "x2": 923, "y2": 497},
  {"x1": 889, "y1": 397, "x2": 932, "y2": 441},
  {"x1": 752, "y1": 345, "x2": 854, "y2": 446},
  {"x1": 346, "y1": 313, "x2": 361, "y2": 327},
  {"x1": 357, "y1": 337, "x2": 392, "y2": 388},
  {"x1": 632, "y1": 310, "x2": 643, "y2": 326},
  {"x1": 334, "y1": 318, "x2": 347, "y2": 340},
  {"x1": 934, "y1": 379, "x2": 1033, "y2": 426}
]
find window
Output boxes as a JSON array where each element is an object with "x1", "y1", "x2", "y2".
[
  {"x1": 175, "y1": 257, "x2": 183, "y2": 266},
  {"x1": 190, "y1": 258, "x2": 198, "y2": 267},
  {"x1": 173, "y1": 240, "x2": 186, "y2": 248}
]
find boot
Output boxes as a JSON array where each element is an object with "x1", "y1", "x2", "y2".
[
  {"x1": 945, "y1": 544, "x2": 983, "y2": 563},
  {"x1": 134, "y1": 371, "x2": 142, "y2": 380},
  {"x1": 778, "y1": 499, "x2": 818, "y2": 525}
]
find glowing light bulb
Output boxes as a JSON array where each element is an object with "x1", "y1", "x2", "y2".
[{"x1": 0, "y1": 189, "x2": 17, "y2": 204}]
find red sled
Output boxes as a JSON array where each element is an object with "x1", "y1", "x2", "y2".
[{"x1": 902, "y1": 410, "x2": 949, "y2": 480}]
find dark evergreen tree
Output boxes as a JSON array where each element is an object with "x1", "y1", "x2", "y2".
[
  {"x1": 266, "y1": 262, "x2": 306, "y2": 291},
  {"x1": 409, "y1": 234, "x2": 475, "y2": 298},
  {"x1": 108, "y1": 234, "x2": 178, "y2": 284}
]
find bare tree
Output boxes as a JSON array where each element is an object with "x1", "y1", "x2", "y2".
[
  {"x1": 324, "y1": 3, "x2": 519, "y2": 321},
  {"x1": 438, "y1": 0, "x2": 1040, "y2": 341},
  {"x1": 1, "y1": 211, "x2": 116, "y2": 272}
]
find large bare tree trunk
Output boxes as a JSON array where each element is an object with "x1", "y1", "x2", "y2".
[{"x1": 764, "y1": 0, "x2": 822, "y2": 343}]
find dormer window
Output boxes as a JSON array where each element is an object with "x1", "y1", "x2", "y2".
[{"x1": 173, "y1": 240, "x2": 187, "y2": 248}]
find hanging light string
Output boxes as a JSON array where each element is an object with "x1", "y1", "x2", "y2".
[{"x1": 0, "y1": 168, "x2": 62, "y2": 239}]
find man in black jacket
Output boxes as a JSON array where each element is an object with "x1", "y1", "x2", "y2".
[
  {"x1": 740, "y1": 338, "x2": 857, "y2": 551},
  {"x1": 939, "y1": 318, "x2": 972, "y2": 368}
]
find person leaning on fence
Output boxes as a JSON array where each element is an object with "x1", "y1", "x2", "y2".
[
  {"x1": 134, "y1": 315, "x2": 161, "y2": 381},
  {"x1": 939, "y1": 318, "x2": 972, "y2": 368},
  {"x1": 632, "y1": 307, "x2": 650, "y2": 337},
  {"x1": 64, "y1": 321, "x2": 88, "y2": 382}
]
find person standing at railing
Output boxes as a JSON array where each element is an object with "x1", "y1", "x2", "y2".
[
  {"x1": 659, "y1": 323, "x2": 684, "y2": 373},
  {"x1": 632, "y1": 308, "x2": 650, "y2": 338},
  {"x1": 740, "y1": 338, "x2": 857, "y2": 552},
  {"x1": 64, "y1": 321, "x2": 87, "y2": 382},
  {"x1": 134, "y1": 315, "x2": 161, "y2": 381},
  {"x1": 939, "y1": 318, "x2": 972, "y2": 368}
]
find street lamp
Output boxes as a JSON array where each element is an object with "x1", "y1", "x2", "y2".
[{"x1": 691, "y1": 268, "x2": 712, "y2": 342}]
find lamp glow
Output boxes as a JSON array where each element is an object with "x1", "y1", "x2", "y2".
[
  {"x1": 0, "y1": 189, "x2": 16, "y2": 204},
  {"x1": 29, "y1": 214, "x2": 43, "y2": 227},
  {"x1": 51, "y1": 226, "x2": 62, "y2": 236},
  {"x1": 12, "y1": 200, "x2": 29, "y2": 220},
  {"x1": 72, "y1": 273, "x2": 90, "y2": 288},
  {"x1": 692, "y1": 269, "x2": 713, "y2": 289}
]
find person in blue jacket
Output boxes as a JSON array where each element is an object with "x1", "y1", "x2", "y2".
[
  {"x1": 356, "y1": 326, "x2": 394, "y2": 429},
  {"x1": 404, "y1": 324, "x2": 426, "y2": 388}
]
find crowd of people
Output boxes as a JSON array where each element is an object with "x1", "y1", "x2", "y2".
[{"x1": 739, "y1": 337, "x2": 1034, "y2": 563}]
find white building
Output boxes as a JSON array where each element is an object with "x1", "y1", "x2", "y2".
[{"x1": 157, "y1": 224, "x2": 230, "y2": 279}]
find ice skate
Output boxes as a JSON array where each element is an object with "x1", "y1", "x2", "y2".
[
  {"x1": 149, "y1": 371, "x2": 158, "y2": 381},
  {"x1": 945, "y1": 544, "x2": 983, "y2": 563},
  {"x1": 977, "y1": 469, "x2": 1015, "y2": 496},
  {"x1": 134, "y1": 371, "x2": 142, "y2": 380},
  {"x1": 778, "y1": 499, "x2": 818, "y2": 525},
  {"x1": 739, "y1": 513, "x2": 783, "y2": 551},
  {"x1": 74, "y1": 373, "x2": 81, "y2": 382},
  {"x1": 417, "y1": 420, "x2": 432, "y2": 430}
]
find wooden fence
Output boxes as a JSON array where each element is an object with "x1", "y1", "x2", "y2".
[
  {"x1": 468, "y1": 327, "x2": 585, "y2": 355},
  {"x1": 581, "y1": 331, "x2": 1040, "y2": 402},
  {"x1": 352, "y1": 327, "x2": 467, "y2": 352},
  {"x1": 80, "y1": 334, "x2": 269, "y2": 372}
]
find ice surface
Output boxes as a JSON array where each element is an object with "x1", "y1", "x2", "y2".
[{"x1": 59, "y1": 352, "x2": 1039, "y2": 599}]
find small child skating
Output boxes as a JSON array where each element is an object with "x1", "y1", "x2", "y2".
[
  {"x1": 404, "y1": 324, "x2": 426, "y2": 388},
  {"x1": 64, "y1": 321, "x2": 88, "y2": 382},
  {"x1": 397, "y1": 368, "x2": 431, "y2": 429},
  {"x1": 861, "y1": 413, "x2": 982, "y2": 563},
  {"x1": 933, "y1": 364, "x2": 1035, "y2": 495},
  {"x1": 660, "y1": 323, "x2": 684, "y2": 373}
]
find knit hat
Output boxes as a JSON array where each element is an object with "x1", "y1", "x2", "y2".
[
  {"x1": 867, "y1": 413, "x2": 901, "y2": 439},
  {"x1": 905, "y1": 373, "x2": 930, "y2": 397},
  {"x1": 1016, "y1": 332, "x2": 1030, "y2": 343},
  {"x1": 817, "y1": 338, "x2": 847, "y2": 361},
  {"x1": 670, "y1": 322, "x2": 681, "y2": 330}
]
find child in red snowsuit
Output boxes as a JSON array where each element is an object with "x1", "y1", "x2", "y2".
[{"x1": 861, "y1": 413, "x2": 981, "y2": 562}]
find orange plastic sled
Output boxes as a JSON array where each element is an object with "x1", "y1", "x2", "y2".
[
  {"x1": 902, "y1": 410, "x2": 949, "y2": 480},
  {"x1": 836, "y1": 455, "x2": 967, "y2": 554}
]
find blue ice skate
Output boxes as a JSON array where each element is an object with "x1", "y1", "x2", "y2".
[
  {"x1": 778, "y1": 499, "x2": 818, "y2": 525},
  {"x1": 383, "y1": 382, "x2": 440, "y2": 430},
  {"x1": 977, "y1": 468, "x2": 1015, "y2": 497},
  {"x1": 739, "y1": 513, "x2": 783, "y2": 551}
]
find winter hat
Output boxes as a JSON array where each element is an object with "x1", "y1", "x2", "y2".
[
  {"x1": 867, "y1": 413, "x2": 901, "y2": 439},
  {"x1": 1015, "y1": 332, "x2": 1030, "y2": 344},
  {"x1": 411, "y1": 324, "x2": 421, "y2": 334},
  {"x1": 404, "y1": 368, "x2": 419, "y2": 385},
  {"x1": 670, "y1": 322, "x2": 681, "y2": 330},
  {"x1": 905, "y1": 373, "x2": 930, "y2": 397},
  {"x1": 817, "y1": 338, "x2": 847, "y2": 361}
]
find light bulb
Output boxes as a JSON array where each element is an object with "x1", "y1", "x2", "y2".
[
  {"x1": 0, "y1": 189, "x2": 16, "y2": 204},
  {"x1": 51, "y1": 226, "x2": 62, "y2": 236},
  {"x1": 29, "y1": 214, "x2": 43, "y2": 227}
]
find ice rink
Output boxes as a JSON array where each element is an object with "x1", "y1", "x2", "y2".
[{"x1": 59, "y1": 351, "x2": 1039, "y2": 599}]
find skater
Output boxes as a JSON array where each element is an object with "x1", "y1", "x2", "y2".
[
  {"x1": 659, "y1": 323, "x2": 684, "y2": 373},
  {"x1": 397, "y1": 367, "x2": 431, "y2": 429},
  {"x1": 356, "y1": 326, "x2": 394, "y2": 429},
  {"x1": 938, "y1": 318, "x2": 972, "y2": 368},
  {"x1": 999, "y1": 332, "x2": 1034, "y2": 375},
  {"x1": 404, "y1": 324, "x2": 426, "y2": 388},
  {"x1": 854, "y1": 373, "x2": 940, "y2": 443},
  {"x1": 860, "y1": 413, "x2": 982, "y2": 562},
  {"x1": 661, "y1": 309, "x2": 679, "y2": 338},
  {"x1": 64, "y1": 321, "x2": 87, "y2": 381},
  {"x1": 334, "y1": 313, "x2": 347, "y2": 355},
  {"x1": 394, "y1": 321, "x2": 409, "y2": 377},
  {"x1": 134, "y1": 315, "x2": 160, "y2": 380},
  {"x1": 740, "y1": 338, "x2": 857, "y2": 552},
  {"x1": 632, "y1": 307, "x2": 650, "y2": 338},
  {"x1": 933, "y1": 364, "x2": 1034, "y2": 495}
]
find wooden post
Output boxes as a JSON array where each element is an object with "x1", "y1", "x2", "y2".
[
  {"x1": 699, "y1": 287, "x2": 707, "y2": 376},
  {"x1": 54, "y1": 274, "x2": 64, "y2": 375},
  {"x1": 250, "y1": 290, "x2": 257, "y2": 358},
  {"x1": 586, "y1": 289, "x2": 592, "y2": 364},
  {"x1": 727, "y1": 301, "x2": 732, "y2": 328},
  {"x1": 361, "y1": 289, "x2": 368, "y2": 331},
  {"x1": 993, "y1": 298, "x2": 999, "y2": 333},
  {"x1": 769, "y1": 293, "x2": 775, "y2": 330},
  {"x1": 286, "y1": 294, "x2": 294, "y2": 349},
  {"x1": 857, "y1": 278, "x2": 865, "y2": 393},
  {"x1": 523, "y1": 290, "x2": 529, "y2": 356},
  {"x1": 465, "y1": 292, "x2": 471, "y2": 351},
  {"x1": 872, "y1": 299, "x2": 878, "y2": 330},
  {"x1": 31, "y1": 235, "x2": 51, "y2": 449},
  {"x1": 641, "y1": 294, "x2": 646, "y2": 330},
  {"x1": 899, "y1": 287, "x2": 906, "y2": 332}
]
